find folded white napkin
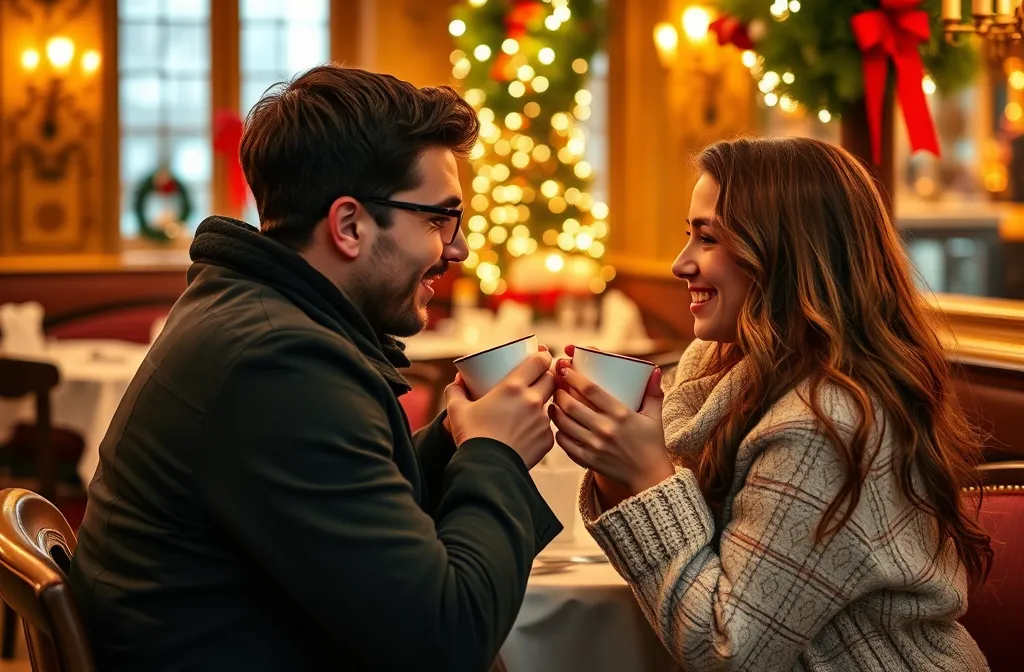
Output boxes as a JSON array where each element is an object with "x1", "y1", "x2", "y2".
[
  {"x1": 0, "y1": 301, "x2": 46, "y2": 355},
  {"x1": 494, "y1": 300, "x2": 533, "y2": 338},
  {"x1": 599, "y1": 290, "x2": 648, "y2": 346}
]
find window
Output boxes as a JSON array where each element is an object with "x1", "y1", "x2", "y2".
[
  {"x1": 118, "y1": 0, "x2": 331, "y2": 238},
  {"x1": 119, "y1": 0, "x2": 212, "y2": 238},
  {"x1": 240, "y1": 0, "x2": 330, "y2": 224}
]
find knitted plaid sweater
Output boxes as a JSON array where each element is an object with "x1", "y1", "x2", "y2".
[{"x1": 580, "y1": 339, "x2": 988, "y2": 671}]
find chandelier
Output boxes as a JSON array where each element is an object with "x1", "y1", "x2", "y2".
[{"x1": 942, "y1": 1, "x2": 1023, "y2": 57}]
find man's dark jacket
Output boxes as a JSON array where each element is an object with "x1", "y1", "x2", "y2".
[{"x1": 69, "y1": 217, "x2": 561, "y2": 671}]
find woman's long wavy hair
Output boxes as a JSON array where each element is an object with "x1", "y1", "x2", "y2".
[{"x1": 694, "y1": 137, "x2": 992, "y2": 585}]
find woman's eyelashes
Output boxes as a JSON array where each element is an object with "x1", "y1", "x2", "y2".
[{"x1": 685, "y1": 229, "x2": 717, "y2": 245}]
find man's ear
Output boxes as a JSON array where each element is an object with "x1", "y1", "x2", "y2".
[{"x1": 326, "y1": 197, "x2": 365, "y2": 260}]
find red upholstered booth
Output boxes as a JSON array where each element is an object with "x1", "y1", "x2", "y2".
[{"x1": 959, "y1": 463, "x2": 1024, "y2": 672}]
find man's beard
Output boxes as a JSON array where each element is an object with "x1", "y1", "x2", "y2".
[{"x1": 352, "y1": 232, "x2": 447, "y2": 338}]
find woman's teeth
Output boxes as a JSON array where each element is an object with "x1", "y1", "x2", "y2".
[{"x1": 690, "y1": 290, "x2": 716, "y2": 304}]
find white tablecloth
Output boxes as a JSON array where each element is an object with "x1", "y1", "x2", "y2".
[
  {"x1": 509, "y1": 464, "x2": 679, "y2": 672},
  {"x1": 0, "y1": 339, "x2": 149, "y2": 485},
  {"x1": 502, "y1": 542, "x2": 679, "y2": 672}
]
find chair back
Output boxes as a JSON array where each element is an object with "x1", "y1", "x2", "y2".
[
  {"x1": 400, "y1": 362, "x2": 448, "y2": 432},
  {"x1": 0, "y1": 359, "x2": 61, "y2": 502},
  {"x1": 0, "y1": 488, "x2": 93, "y2": 672},
  {"x1": 0, "y1": 358, "x2": 59, "y2": 400},
  {"x1": 960, "y1": 465, "x2": 1024, "y2": 672}
]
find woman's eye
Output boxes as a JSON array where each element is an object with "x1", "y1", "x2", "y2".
[
  {"x1": 430, "y1": 217, "x2": 448, "y2": 228},
  {"x1": 700, "y1": 235, "x2": 716, "y2": 245}
]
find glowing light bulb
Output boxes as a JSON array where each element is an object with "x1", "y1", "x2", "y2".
[
  {"x1": 532, "y1": 76, "x2": 550, "y2": 93},
  {"x1": 502, "y1": 39, "x2": 520, "y2": 55},
  {"x1": 474, "y1": 44, "x2": 492, "y2": 61},
  {"x1": 818, "y1": 109, "x2": 832, "y2": 123},
  {"x1": 505, "y1": 112, "x2": 524, "y2": 130},
  {"x1": 538, "y1": 48, "x2": 555, "y2": 65},
  {"x1": 46, "y1": 37, "x2": 74, "y2": 69},
  {"x1": 449, "y1": 20, "x2": 467, "y2": 37},
  {"x1": 546, "y1": 254, "x2": 565, "y2": 272},
  {"x1": 21, "y1": 49, "x2": 40, "y2": 71},
  {"x1": 572, "y1": 58, "x2": 588, "y2": 74}
]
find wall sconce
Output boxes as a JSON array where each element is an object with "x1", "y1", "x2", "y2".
[
  {"x1": 653, "y1": 6, "x2": 722, "y2": 125},
  {"x1": 20, "y1": 36, "x2": 100, "y2": 139},
  {"x1": 942, "y1": 0, "x2": 1022, "y2": 59}
]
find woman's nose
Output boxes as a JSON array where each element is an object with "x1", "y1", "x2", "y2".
[{"x1": 672, "y1": 247, "x2": 697, "y2": 280}]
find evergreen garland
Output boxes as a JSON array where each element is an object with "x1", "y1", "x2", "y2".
[{"x1": 711, "y1": 0, "x2": 977, "y2": 117}]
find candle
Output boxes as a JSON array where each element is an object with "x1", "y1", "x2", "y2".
[
  {"x1": 995, "y1": 0, "x2": 1012, "y2": 16},
  {"x1": 972, "y1": 0, "x2": 993, "y2": 15},
  {"x1": 942, "y1": 0, "x2": 962, "y2": 20}
]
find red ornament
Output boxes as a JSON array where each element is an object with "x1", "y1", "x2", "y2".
[
  {"x1": 710, "y1": 15, "x2": 755, "y2": 50},
  {"x1": 491, "y1": 0, "x2": 546, "y2": 81},
  {"x1": 851, "y1": 0, "x2": 939, "y2": 165}
]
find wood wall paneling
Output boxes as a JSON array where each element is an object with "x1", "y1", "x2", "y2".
[{"x1": 605, "y1": 0, "x2": 753, "y2": 283}]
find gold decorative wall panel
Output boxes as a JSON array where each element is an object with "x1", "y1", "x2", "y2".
[{"x1": 0, "y1": 0, "x2": 117, "y2": 257}]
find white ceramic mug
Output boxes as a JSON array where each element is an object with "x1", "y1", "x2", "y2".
[
  {"x1": 454, "y1": 334, "x2": 539, "y2": 399},
  {"x1": 571, "y1": 346, "x2": 656, "y2": 411}
]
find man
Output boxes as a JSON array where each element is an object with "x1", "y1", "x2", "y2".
[{"x1": 69, "y1": 65, "x2": 561, "y2": 671}]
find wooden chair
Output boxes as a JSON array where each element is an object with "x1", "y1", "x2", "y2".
[
  {"x1": 0, "y1": 358, "x2": 61, "y2": 503},
  {"x1": 959, "y1": 463, "x2": 1024, "y2": 672},
  {"x1": 401, "y1": 362, "x2": 450, "y2": 432},
  {"x1": 0, "y1": 488, "x2": 93, "y2": 671},
  {"x1": 0, "y1": 358, "x2": 73, "y2": 661}
]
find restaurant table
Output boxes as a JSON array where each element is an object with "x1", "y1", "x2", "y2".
[
  {"x1": 0, "y1": 339, "x2": 149, "y2": 485},
  {"x1": 501, "y1": 539, "x2": 679, "y2": 672},
  {"x1": 1, "y1": 327, "x2": 667, "y2": 487}
]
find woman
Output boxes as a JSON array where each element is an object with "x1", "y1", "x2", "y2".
[{"x1": 550, "y1": 137, "x2": 991, "y2": 671}]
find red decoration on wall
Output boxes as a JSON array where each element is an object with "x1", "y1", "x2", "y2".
[{"x1": 213, "y1": 110, "x2": 249, "y2": 211}]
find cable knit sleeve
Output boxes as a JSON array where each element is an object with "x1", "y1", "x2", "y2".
[{"x1": 580, "y1": 427, "x2": 883, "y2": 672}]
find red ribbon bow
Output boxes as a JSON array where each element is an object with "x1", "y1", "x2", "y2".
[
  {"x1": 710, "y1": 15, "x2": 755, "y2": 51},
  {"x1": 213, "y1": 110, "x2": 249, "y2": 212},
  {"x1": 851, "y1": 0, "x2": 939, "y2": 165}
]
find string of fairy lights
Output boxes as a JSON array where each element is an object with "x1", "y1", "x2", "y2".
[{"x1": 448, "y1": 0, "x2": 616, "y2": 297}]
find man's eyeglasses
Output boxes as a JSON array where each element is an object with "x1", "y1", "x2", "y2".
[{"x1": 360, "y1": 197, "x2": 464, "y2": 245}]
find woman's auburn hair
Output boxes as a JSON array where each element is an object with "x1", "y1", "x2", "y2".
[{"x1": 693, "y1": 136, "x2": 992, "y2": 586}]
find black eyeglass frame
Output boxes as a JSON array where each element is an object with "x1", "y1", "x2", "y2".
[{"x1": 358, "y1": 197, "x2": 464, "y2": 245}]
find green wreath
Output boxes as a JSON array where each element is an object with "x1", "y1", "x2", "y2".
[{"x1": 133, "y1": 169, "x2": 193, "y2": 242}]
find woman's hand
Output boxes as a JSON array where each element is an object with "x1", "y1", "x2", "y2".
[{"x1": 549, "y1": 345, "x2": 675, "y2": 501}]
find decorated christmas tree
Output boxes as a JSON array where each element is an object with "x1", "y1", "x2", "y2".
[{"x1": 449, "y1": 0, "x2": 612, "y2": 301}]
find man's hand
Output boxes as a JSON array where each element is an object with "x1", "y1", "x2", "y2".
[{"x1": 444, "y1": 351, "x2": 557, "y2": 469}]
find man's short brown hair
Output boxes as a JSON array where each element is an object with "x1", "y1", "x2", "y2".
[{"x1": 240, "y1": 65, "x2": 480, "y2": 249}]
